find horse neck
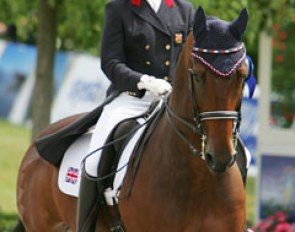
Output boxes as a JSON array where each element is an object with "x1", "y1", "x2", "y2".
[
  {"x1": 168, "y1": 34, "x2": 197, "y2": 137},
  {"x1": 150, "y1": 34, "x2": 205, "y2": 173}
]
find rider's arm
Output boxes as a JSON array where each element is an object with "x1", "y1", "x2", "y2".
[{"x1": 101, "y1": 1, "x2": 145, "y2": 96}]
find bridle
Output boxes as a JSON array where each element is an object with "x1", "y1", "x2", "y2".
[
  {"x1": 165, "y1": 73, "x2": 242, "y2": 160},
  {"x1": 165, "y1": 45, "x2": 245, "y2": 160}
]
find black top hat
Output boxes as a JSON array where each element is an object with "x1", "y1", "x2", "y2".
[{"x1": 192, "y1": 6, "x2": 248, "y2": 77}]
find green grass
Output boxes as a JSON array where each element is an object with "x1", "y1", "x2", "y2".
[
  {"x1": 0, "y1": 120, "x2": 257, "y2": 229},
  {"x1": 246, "y1": 176, "x2": 256, "y2": 226},
  {"x1": 0, "y1": 211, "x2": 19, "y2": 232},
  {"x1": 0, "y1": 120, "x2": 31, "y2": 213},
  {"x1": 0, "y1": 120, "x2": 30, "y2": 231}
]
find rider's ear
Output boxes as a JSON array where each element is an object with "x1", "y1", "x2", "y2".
[
  {"x1": 193, "y1": 6, "x2": 206, "y2": 39},
  {"x1": 230, "y1": 8, "x2": 248, "y2": 40}
]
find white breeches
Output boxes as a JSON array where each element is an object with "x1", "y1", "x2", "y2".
[{"x1": 84, "y1": 92, "x2": 157, "y2": 177}]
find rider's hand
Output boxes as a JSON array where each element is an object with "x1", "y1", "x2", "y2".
[{"x1": 137, "y1": 75, "x2": 172, "y2": 96}]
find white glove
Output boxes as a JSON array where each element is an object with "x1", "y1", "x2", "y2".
[{"x1": 137, "y1": 75, "x2": 172, "y2": 96}]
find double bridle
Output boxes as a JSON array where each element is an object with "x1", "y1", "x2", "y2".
[
  {"x1": 165, "y1": 68, "x2": 242, "y2": 160},
  {"x1": 164, "y1": 42, "x2": 247, "y2": 160}
]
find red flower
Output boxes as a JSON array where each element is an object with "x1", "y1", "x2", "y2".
[
  {"x1": 274, "y1": 222, "x2": 290, "y2": 232},
  {"x1": 273, "y1": 23, "x2": 281, "y2": 32},
  {"x1": 275, "y1": 55, "x2": 284, "y2": 63},
  {"x1": 280, "y1": 43, "x2": 286, "y2": 50},
  {"x1": 279, "y1": 31, "x2": 288, "y2": 40},
  {"x1": 273, "y1": 40, "x2": 279, "y2": 47},
  {"x1": 275, "y1": 211, "x2": 289, "y2": 223}
]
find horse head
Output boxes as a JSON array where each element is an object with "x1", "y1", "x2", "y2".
[{"x1": 170, "y1": 6, "x2": 249, "y2": 173}]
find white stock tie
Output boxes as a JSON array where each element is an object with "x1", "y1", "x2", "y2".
[{"x1": 146, "y1": 0, "x2": 161, "y2": 13}]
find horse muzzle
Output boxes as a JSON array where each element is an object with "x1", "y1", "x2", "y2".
[{"x1": 205, "y1": 152, "x2": 237, "y2": 173}]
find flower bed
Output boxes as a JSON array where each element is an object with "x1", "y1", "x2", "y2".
[{"x1": 252, "y1": 211, "x2": 295, "y2": 232}]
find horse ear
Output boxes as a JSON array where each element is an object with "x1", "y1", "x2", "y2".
[
  {"x1": 193, "y1": 6, "x2": 206, "y2": 39},
  {"x1": 230, "y1": 8, "x2": 248, "y2": 40}
]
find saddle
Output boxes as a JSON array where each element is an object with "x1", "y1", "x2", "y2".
[
  {"x1": 98, "y1": 98, "x2": 163, "y2": 189},
  {"x1": 56, "y1": 97, "x2": 163, "y2": 199},
  {"x1": 35, "y1": 91, "x2": 120, "y2": 167}
]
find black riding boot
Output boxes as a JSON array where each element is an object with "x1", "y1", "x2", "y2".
[{"x1": 76, "y1": 169, "x2": 102, "y2": 232}]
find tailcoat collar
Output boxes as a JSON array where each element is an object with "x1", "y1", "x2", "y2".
[{"x1": 131, "y1": 0, "x2": 172, "y2": 35}]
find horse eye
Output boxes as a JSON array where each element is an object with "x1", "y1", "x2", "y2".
[
  {"x1": 188, "y1": 68, "x2": 204, "y2": 82},
  {"x1": 194, "y1": 72, "x2": 204, "y2": 82}
]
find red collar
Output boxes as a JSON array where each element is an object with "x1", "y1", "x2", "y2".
[{"x1": 132, "y1": 0, "x2": 174, "y2": 7}]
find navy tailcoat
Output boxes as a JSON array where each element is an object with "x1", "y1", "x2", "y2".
[{"x1": 102, "y1": 0, "x2": 194, "y2": 97}]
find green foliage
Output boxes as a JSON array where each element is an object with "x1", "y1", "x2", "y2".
[
  {"x1": 57, "y1": 0, "x2": 108, "y2": 54},
  {"x1": 0, "y1": 211, "x2": 18, "y2": 232},
  {"x1": 271, "y1": 18, "x2": 295, "y2": 128},
  {"x1": 0, "y1": 0, "x2": 107, "y2": 55},
  {"x1": 0, "y1": 0, "x2": 37, "y2": 43}
]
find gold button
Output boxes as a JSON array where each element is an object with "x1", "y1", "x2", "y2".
[
  {"x1": 164, "y1": 76, "x2": 169, "y2": 81},
  {"x1": 145, "y1": 44, "x2": 150, "y2": 50},
  {"x1": 165, "y1": 44, "x2": 171, "y2": 50},
  {"x1": 145, "y1": 61, "x2": 151, "y2": 66},
  {"x1": 165, "y1": 60, "x2": 170, "y2": 66}
]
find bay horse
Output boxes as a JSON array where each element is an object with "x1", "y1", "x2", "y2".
[{"x1": 16, "y1": 7, "x2": 250, "y2": 232}]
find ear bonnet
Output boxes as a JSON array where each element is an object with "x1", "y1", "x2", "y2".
[
  {"x1": 192, "y1": 6, "x2": 256, "y2": 98},
  {"x1": 192, "y1": 6, "x2": 248, "y2": 77}
]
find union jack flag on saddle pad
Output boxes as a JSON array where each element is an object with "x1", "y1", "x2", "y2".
[{"x1": 65, "y1": 167, "x2": 79, "y2": 184}]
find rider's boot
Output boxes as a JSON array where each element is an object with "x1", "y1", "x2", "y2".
[{"x1": 76, "y1": 168, "x2": 103, "y2": 232}]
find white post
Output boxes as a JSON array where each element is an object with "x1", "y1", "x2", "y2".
[{"x1": 256, "y1": 31, "x2": 272, "y2": 223}]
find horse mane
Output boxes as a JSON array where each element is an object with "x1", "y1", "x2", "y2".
[
  {"x1": 173, "y1": 32, "x2": 194, "y2": 85},
  {"x1": 169, "y1": 32, "x2": 194, "y2": 113}
]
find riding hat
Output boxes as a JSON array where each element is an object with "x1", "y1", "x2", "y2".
[{"x1": 192, "y1": 6, "x2": 248, "y2": 77}]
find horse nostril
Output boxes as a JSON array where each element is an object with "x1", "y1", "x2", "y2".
[
  {"x1": 205, "y1": 153, "x2": 236, "y2": 173},
  {"x1": 227, "y1": 154, "x2": 237, "y2": 168},
  {"x1": 205, "y1": 153, "x2": 214, "y2": 167}
]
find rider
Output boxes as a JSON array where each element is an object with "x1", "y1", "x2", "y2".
[{"x1": 76, "y1": 0, "x2": 195, "y2": 231}]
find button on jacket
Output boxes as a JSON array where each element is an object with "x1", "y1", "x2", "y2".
[{"x1": 101, "y1": 0, "x2": 194, "y2": 97}]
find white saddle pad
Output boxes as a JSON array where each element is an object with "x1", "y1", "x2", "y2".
[
  {"x1": 58, "y1": 123, "x2": 147, "y2": 204},
  {"x1": 58, "y1": 99, "x2": 163, "y2": 204},
  {"x1": 58, "y1": 131, "x2": 92, "y2": 197}
]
